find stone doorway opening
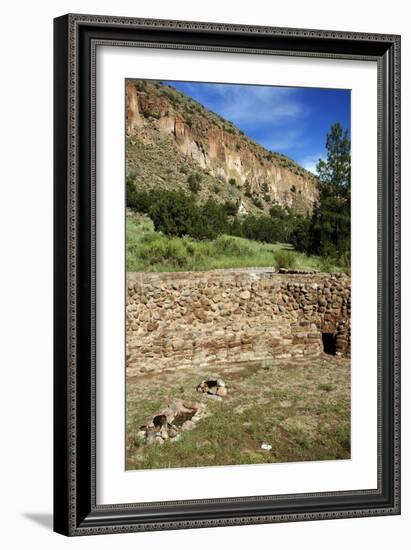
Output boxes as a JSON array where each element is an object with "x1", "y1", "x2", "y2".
[{"x1": 322, "y1": 332, "x2": 337, "y2": 355}]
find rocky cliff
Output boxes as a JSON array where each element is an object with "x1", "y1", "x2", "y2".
[{"x1": 126, "y1": 79, "x2": 319, "y2": 214}]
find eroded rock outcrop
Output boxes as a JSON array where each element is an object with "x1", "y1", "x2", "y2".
[{"x1": 126, "y1": 80, "x2": 319, "y2": 214}]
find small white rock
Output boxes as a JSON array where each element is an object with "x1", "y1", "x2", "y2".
[
  {"x1": 261, "y1": 443, "x2": 272, "y2": 451},
  {"x1": 207, "y1": 394, "x2": 223, "y2": 401}
]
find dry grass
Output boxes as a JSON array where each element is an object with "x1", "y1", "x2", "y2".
[{"x1": 126, "y1": 354, "x2": 350, "y2": 470}]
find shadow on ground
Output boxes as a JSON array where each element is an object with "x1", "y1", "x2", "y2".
[{"x1": 23, "y1": 513, "x2": 53, "y2": 531}]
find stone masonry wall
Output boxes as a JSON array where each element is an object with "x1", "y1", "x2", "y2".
[{"x1": 126, "y1": 269, "x2": 351, "y2": 376}]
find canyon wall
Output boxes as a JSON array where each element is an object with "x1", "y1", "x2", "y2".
[
  {"x1": 126, "y1": 269, "x2": 351, "y2": 376},
  {"x1": 126, "y1": 80, "x2": 319, "y2": 214}
]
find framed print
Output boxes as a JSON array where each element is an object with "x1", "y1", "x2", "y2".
[{"x1": 53, "y1": 14, "x2": 401, "y2": 536}]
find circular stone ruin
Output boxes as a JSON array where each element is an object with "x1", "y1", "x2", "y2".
[
  {"x1": 196, "y1": 378, "x2": 227, "y2": 400},
  {"x1": 137, "y1": 400, "x2": 207, "y2": 445}
]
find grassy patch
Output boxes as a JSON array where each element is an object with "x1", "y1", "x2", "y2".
[
  {"x1": 126, "y1": 355, "x2": 351, "y2": 469},
  {"x1": 126, "y1": 216, "x2": 343, "y2": 272}
]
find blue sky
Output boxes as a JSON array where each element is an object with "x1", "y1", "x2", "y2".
[{"x1": 163, "y1": 80, "x2": 350, "y2": 174}]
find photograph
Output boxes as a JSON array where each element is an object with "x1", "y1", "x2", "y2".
[
  {"x1": 52, "y1": 12, "x2": 400, "y2": 535},
  {"x1": 125, "y1": 78, "x2": 352, "y2": 470}
]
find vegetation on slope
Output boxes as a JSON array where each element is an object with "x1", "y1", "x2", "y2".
[
  {"x1": 132, "y1": 79, "x2": 316, "y2": 181},
  {"x1": 126, "y1": 79, "x2": 318, "y2": 215},
  {"x1": 126, "y1": 117, "x2": 351, "y2": 273},
  {"x1": 126, "y1": 216, "x2": 343, "y2": 273}
]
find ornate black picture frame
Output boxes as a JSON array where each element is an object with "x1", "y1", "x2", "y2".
[{"x1": 53, "y1": 13, "x2": 401, "y2": 536}]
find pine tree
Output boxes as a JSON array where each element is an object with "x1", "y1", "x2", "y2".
[
  {"x1": 293, "y1": 122, "x2": 351, "y2": 268},
  {"x1": 316, "y1": 122, "x2": 351, "y2": 200},
  {"x1": 311, "y1": 123, "x2": 351, "y2": 265}
]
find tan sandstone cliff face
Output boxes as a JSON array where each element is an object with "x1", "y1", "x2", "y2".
[{"x1": 126, "y1": 80, "x2": 319, "y2": 213}]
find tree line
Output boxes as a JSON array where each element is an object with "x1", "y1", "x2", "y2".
[{"x1": 127, "y1": 123, "x2": 350, "y2": 268}]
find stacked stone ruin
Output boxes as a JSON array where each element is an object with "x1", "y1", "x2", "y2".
[{"x1": 126, "y1": 269, "x2": 351, "y2": 376}]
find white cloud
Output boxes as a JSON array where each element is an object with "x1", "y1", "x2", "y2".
[
  {"x1": 302, "y1": 161, "x2": 318, "y2": 175},
  {"x1": 215, "y1": 84, "x2": 304, "y2": 124},
  {"x1": 178, "y1": 82, "x2": 305, "y2": 125},
  {"x1": 261, "y1": 129, "x2": 305, "y2": 153},
  {"x1": 298, "y1": 152, "x2": 325, "y2": 175}
]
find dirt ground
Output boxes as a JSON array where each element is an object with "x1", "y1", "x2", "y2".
[{"x1": 126, "y1": 354, "x2": 350, "y2": 470}]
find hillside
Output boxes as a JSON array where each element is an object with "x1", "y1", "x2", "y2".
[{"x1": 126, "y1": 79, "x2": 319, "y2": 215}]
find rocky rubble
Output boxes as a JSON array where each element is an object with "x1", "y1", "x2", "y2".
[
  {"x1": 197, "y1": 378, "x2": 227, "y2": 400},
  {"x1": 137, "y1": 400, "x2": 207, "y2": 445}
]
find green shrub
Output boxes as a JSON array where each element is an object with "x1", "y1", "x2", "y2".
[
  {"x1": 194, "y1": 199, "x2": 228, "y2": 239},
  {"x1": 338, "y1": 250, "x2": 351, "y2": 271},
  {"x1": 126, "y1": 179, "x2": 140, "y2": 209},
  {"x1": 166, "y1": 240, "x2": 190, "y2": 267},
  {"x1": 195, "y1": 240, "x2": 214, "y2": 259},
  {"x1": 145, "y1": 189, "x2": 228, "y2": 241},
  {"x1": 138, "y1": 237, "x2": 190, "y2": 268},
  {"x1": 232, "y1": 214, "x2": 283, "y2": 244},
  {"x1": 141, "y1": 108, "x2": 160, "y2": 119},
  {"x1": 252, "y1": 196, "x2": 264, "y2": 209},
  {"x1": 149, "y1": 189, "x2": 199, "y2": 237},
  {"x1": 319, "y1": 256, "x2": 335, "y2": 273},
  {"x1": 134, "y1": 80, "x2": 147, "y2": 91},
  {"x1": 223, "y1": 200, "x2": 237, "y2": 216},
  {"x1": 187, "y1": 172, "x2": 202, "y2": 194},
  {"x1": 126, "y1": 179, "x2": 154, "y2": 211},
  {"x1": 139, "y1": 232, "x2": 160, "y2": 247},
  {"x1": 214, "y1": 235, "x2": 252, "y2": 257},
  {"x1": 244, "y1": 180, "x2": 251, "y2": 195},
  {"x1": 289, "y1": 216, "x2": 311, "y2": 251},
  {"x1": 161, "y1": 86, "x2": 182, "y2": 105},
  {"x1": 273, "y1": 250, "x2": 297, "y2": 269}
]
